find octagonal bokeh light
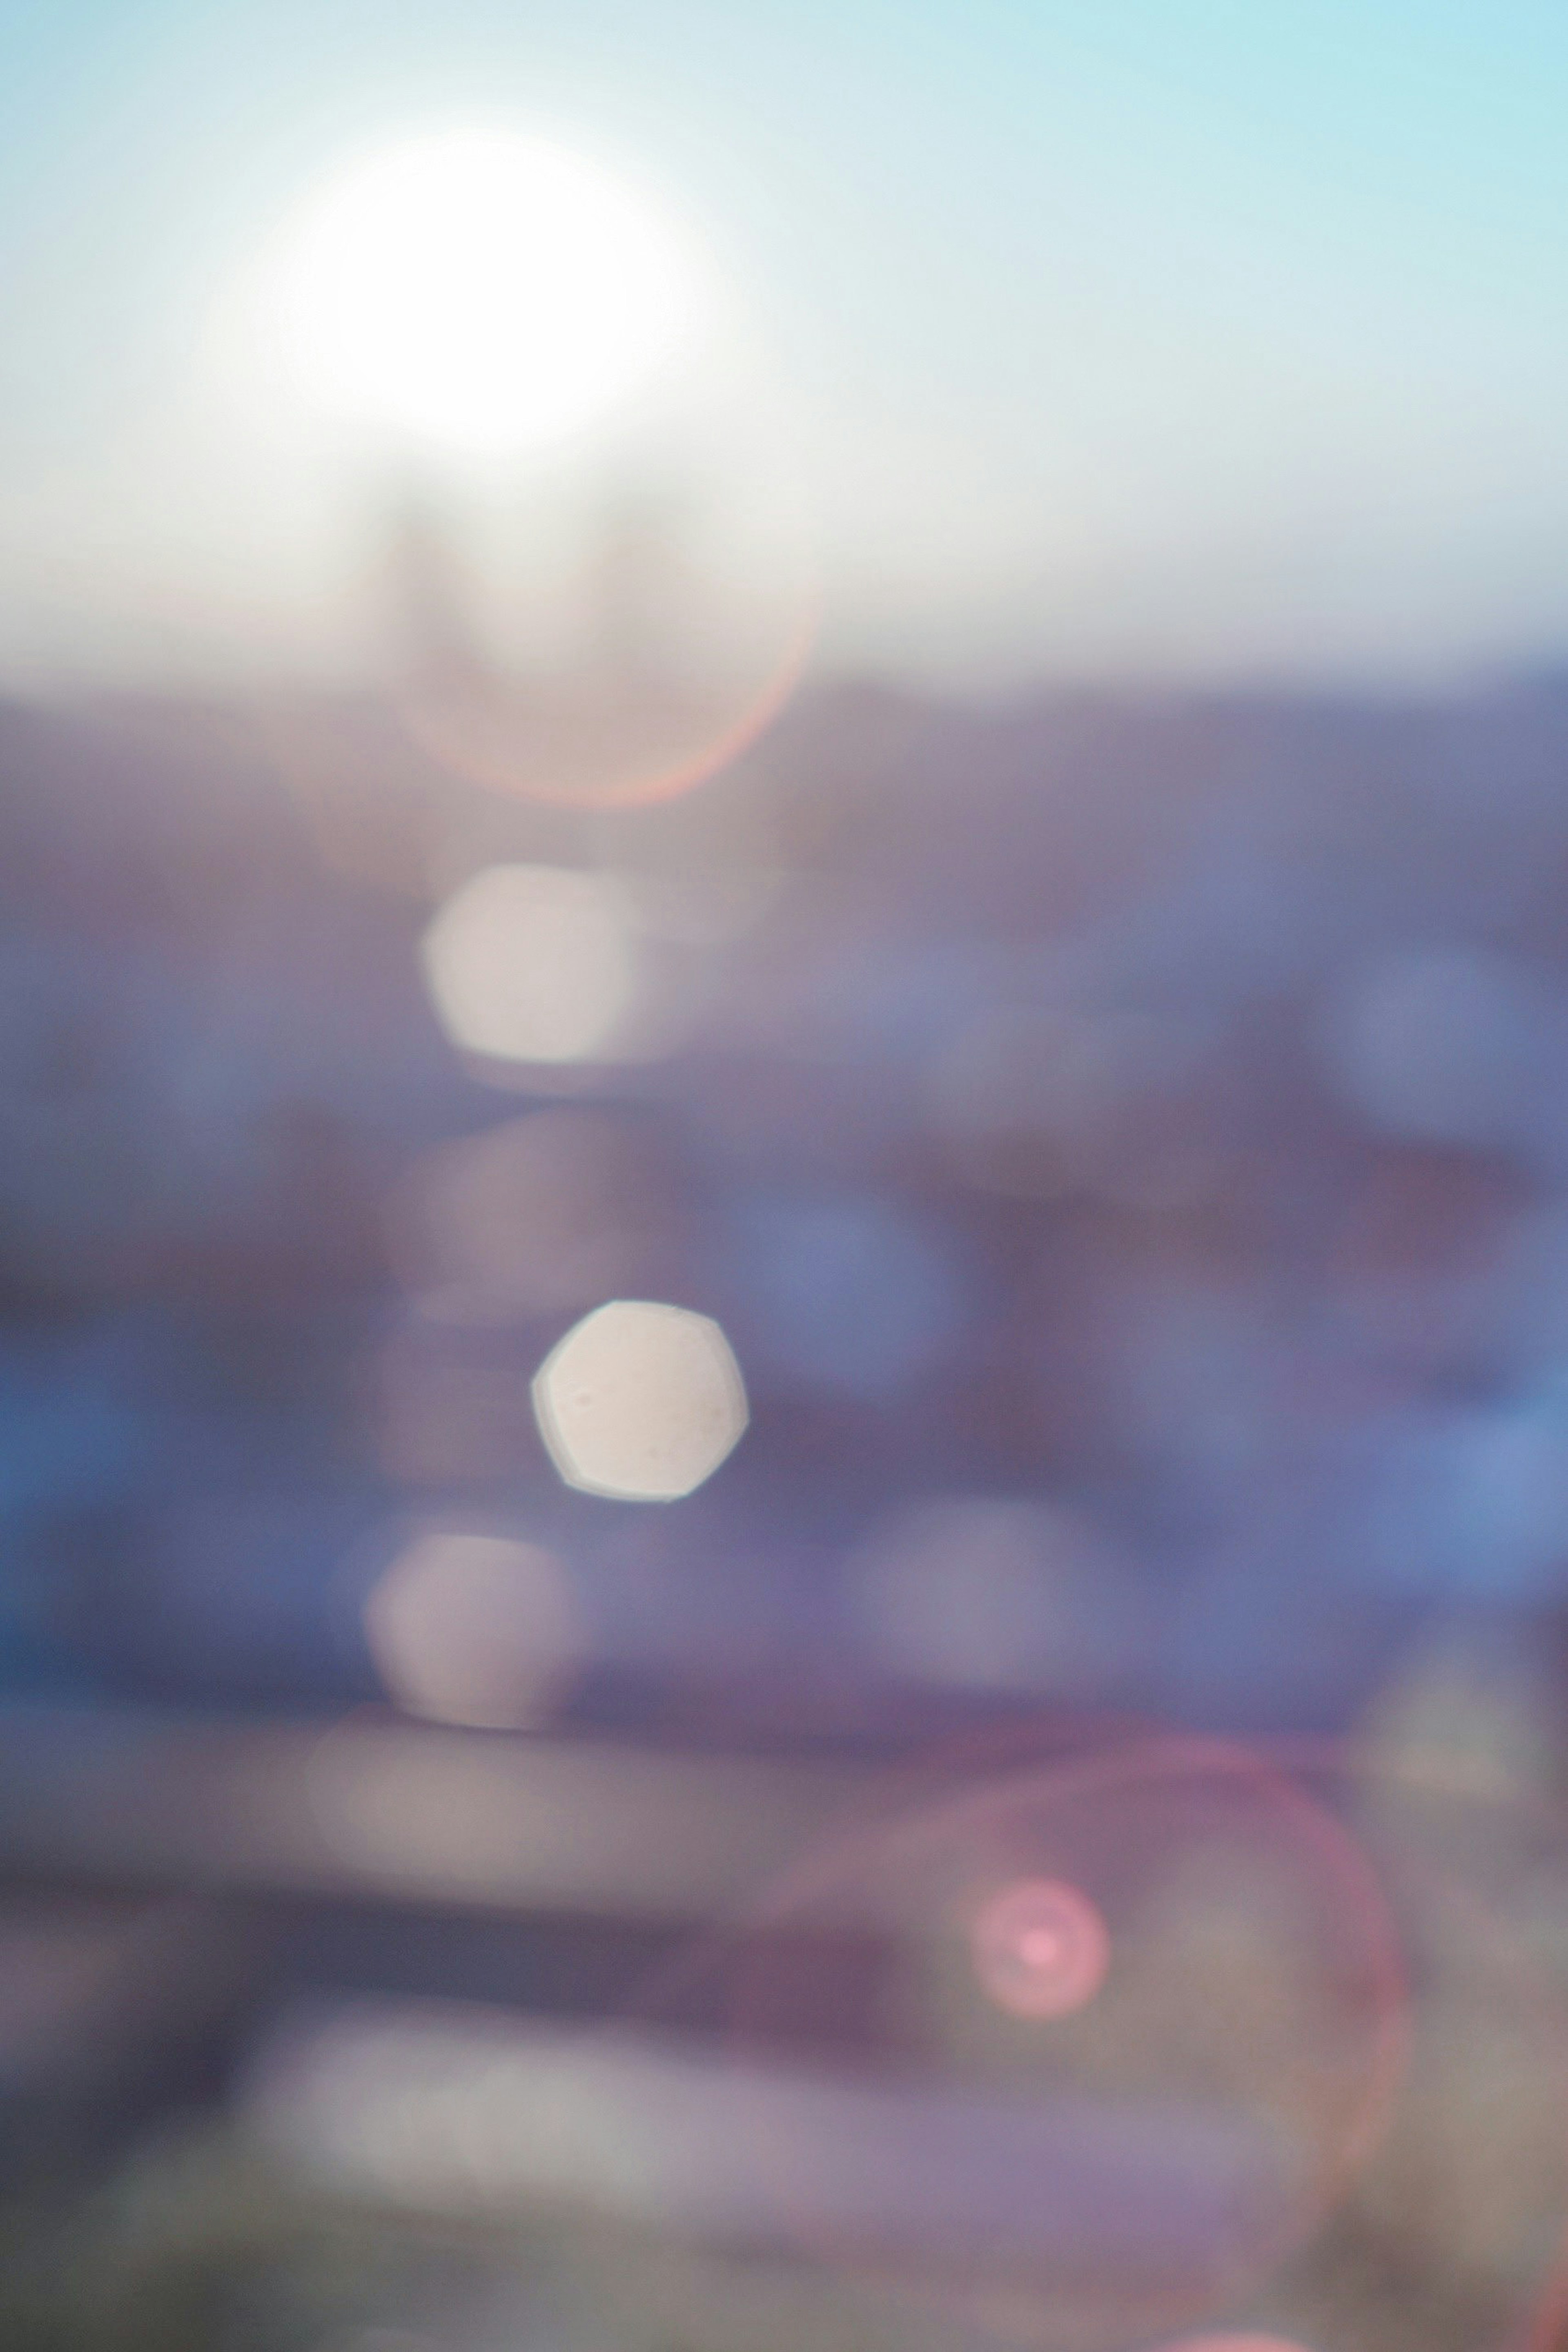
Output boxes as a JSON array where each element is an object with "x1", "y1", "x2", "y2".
[
  {"x1": 532, "y1": 1298, "x2": 748, "y2": 1500},
  {"x1": 420, "y1": 863, "x2": 639, "y2": 1067},
  {"x1": 362, "y1": 1527, "x2": 583, "y2": 1730}
]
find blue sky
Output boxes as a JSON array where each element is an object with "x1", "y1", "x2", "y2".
[{"x1": 2, "y1": 0, "x2": 1568, "y2": 687}]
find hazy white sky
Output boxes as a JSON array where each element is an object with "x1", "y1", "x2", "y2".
[{"x1": 3, "y1": 0, "x2": 1568, "y2": 689}]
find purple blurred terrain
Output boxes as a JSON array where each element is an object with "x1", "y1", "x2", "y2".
[{"x1": 3, "y1": 671, "x2": 1568, "y2": 1743}]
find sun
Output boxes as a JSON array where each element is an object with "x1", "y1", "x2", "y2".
[{"x1": 262, "y1": 127, "x2": 709, "y2": 456}]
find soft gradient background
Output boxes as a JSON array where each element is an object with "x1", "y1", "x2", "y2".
[
  {"x1": 4, "y1": 0, "x2": 1568, "y2": 686},
  {"x1": 4, "y1": 18, "x2": 1568, "y2": 2352}
]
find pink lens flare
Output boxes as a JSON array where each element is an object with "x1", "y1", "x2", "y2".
[
  {"x1": 970, "y1": 1874, "x2": 1110, "y2": 2020},
  {"x1": 673, "y1": 1733, "x2": 1411, "y2": 2351}
]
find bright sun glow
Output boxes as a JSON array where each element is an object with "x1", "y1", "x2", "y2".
[{"x1": 265, "y1": 128, "x2": 708, "y2": 454}]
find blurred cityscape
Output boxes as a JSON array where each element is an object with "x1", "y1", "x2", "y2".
[
  {"x1": 11, "y1": 630, "x2": 1568, "y2": 1739},
  {"x1": 2, "y1": 549, "x2": 1568, "y2": 2342},
  {"x1": 11, "y1": 4, "x2": 1568, "y2": 2337}
]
